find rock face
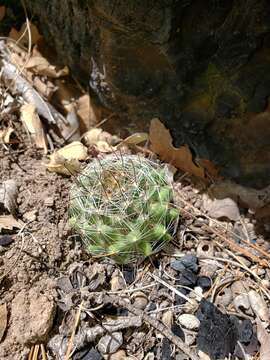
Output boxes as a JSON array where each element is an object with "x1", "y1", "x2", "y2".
[{"x1": 25, "y1": 0, "x2": 270, "y2": 187}]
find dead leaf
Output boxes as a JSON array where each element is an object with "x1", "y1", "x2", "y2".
[
  {"x1": 197, "y1": 159, "x2": 221, "y2": 179},
  {"x1": 25, "y1": 55, "x2": 69, "y2": 78},
  {"x1": 149, "y1": 118, "x2": 205, "y2": 178},
  {"x1": 202, "y1": 195, "x2": 240, "y2": 221},
  {"x1": 76, "y1": 94, "x2": 99, "y2": 130},
  {"x1": 9, "y1": 22, "x2": 42, "y2": 46},
  {"x1": 0, "y1": 215, "x2": 24, "y2": 230},
  {"x1": 256, "y1": 317, "x2": 270, "y2": 360},
  {"x1": 0, "y1": 179, "x2": 18, "y2": 215},
  {"x1": 0, "y1": 6, "x2": 6, "y2": 22},
  {"x1": 248, "y1": 290, "x2": 269, "y2": 322},
  {"x1": 0, "y1": 303, "x2": 7, "y2": 342},
  {"x1": 0, "y1": 127, "x2": 14, "y2": 144},
  {"x1": 47, "y1": 141, "x2": 88, "y2": 175},
  {"x1": 210, "y1": 181, "x2": 270, "y2": 210},
  {"x1": 82, "y1": 128, "x2": 119, "y2": 153},
  {"x1": 122, "y1": 132, "x2": 148, "y2": 145},
  {"x1": 20, "y1": 103, "x2": 48, "y2": 153}
]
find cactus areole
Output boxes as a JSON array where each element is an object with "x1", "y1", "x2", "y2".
[{"x1": 69, "y1": 154, "x2": 178, "y2": 264}]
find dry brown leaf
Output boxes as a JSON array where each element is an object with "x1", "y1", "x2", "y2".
[
  {"x1": 0, "y1": 215, "x2": 24, "y2": 230},
  {"x1": 0, "y1": 6, "x2": 6, "y2": 22},
  {"x1": 149, "y1": 118, "x2": 204, "y2": 178},
  {"x1": 210, "y1": 181, "x2": 270, "y2": 210},
  {"x1": 47, "y1": 141, "x2": 88, "y2": 175},
  {"x1": 9, "y1": 22, "x2": 42, "y2": 46},
  {"x1": 256, "y1": 317, "x2": 270, "y2": 360},
  {"x1": 82, "y1": 128, "x2": 119, "y2": 153},
  {"x1": 25, "y1": 55, "x2": 68, "y2": 78},
  {"x1": 0, "y1": 127, "x2": 14, "y2": 144},
  {"x1": 0, "y1": 303, "x2": 7, "y2": 342},
  {"x1": 0, "y1": 179, "x2": 18, "y2": 215},
  {"x1": 20, "y1": 103, "x2": 48, "y2": 153},
  {"x1": 76, "y1": 94, "x2": 99, "y2": 130},
  {"x1": 197, "y1": 159, "x2": 221, "y2": 179},
  {"x1": 202, "y1": 195, "x2": 240, "y2": 221}
]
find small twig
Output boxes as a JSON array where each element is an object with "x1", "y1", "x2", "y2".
[
  {"x1": 149, "y1": 273, "x2": 196, "y2": 304},
  {"x1": 40, "y1": 344, "x2": 47, "y2": 360},
  {"x1": 64, "y1": 302, "x2": 83, "y2": 360}
]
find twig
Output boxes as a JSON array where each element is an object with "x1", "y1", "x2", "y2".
[
  {"x1": 149, "y1": 273, "x2": 197, "y2": 304},
  {"x1": 40, "y1": 344, "x2": 47, "y2": 360},
  {"x1": 103, "y1": 294, "x2": 199, "y2": 360},
  {"x1": 64, "y1": 302, "x2": 83, "y2": 360}
]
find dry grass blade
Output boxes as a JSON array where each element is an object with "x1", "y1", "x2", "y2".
[{"x1": 64, "y1": 302, "x2": 83, "y2": 360}]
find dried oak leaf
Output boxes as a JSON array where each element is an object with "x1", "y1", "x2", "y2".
[
  {"x1": 25, "y1": 55, "x2": 69, "y2": 78},
  {"x1": 149, "y1": 118, "x2": 204, "y2": 178},
  {"x1": 0, "y1": 215, "x2": 24, "y2": 230},
  {"x1": 47, "y1": 141, "x2": 88, "y2": 176},
  {"x1": 9, "y1": 22, "x2": 42, "y2": 46},
  {"x1": 20, "y1": 103, "x2": 48, "y2": 153},
  {"x1": 202, "y1": 195, "x2": 240, "y2": 221}
]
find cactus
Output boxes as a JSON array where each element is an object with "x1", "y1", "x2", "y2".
[{"x1": 69, "y1": 154, "x2": 178, "y2": 264}]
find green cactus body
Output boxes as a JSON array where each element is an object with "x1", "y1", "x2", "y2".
[{"x1": 69, "y1": 154, "x2": 178, "y2": 263}]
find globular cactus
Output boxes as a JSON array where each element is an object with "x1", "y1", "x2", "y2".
[{"x1": 69, "y1": 154, "x2": 178, "y2": 264}]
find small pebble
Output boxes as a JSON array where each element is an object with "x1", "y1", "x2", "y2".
[
  {"x1": 197, "y1": 276, "x2": 212, "y2": 290},
  {"x1": 170, "y1": 254, "x2": 198, "y2": 273},
  {"x1": 178, "y1": 314, "x2": 200, "y2": 330},
  {"x1": 132, "y1": 291, "x2": 148, "y2": 310},
  {"x1": 98, "y1": 332, "x2": 123, "y2": 354}
]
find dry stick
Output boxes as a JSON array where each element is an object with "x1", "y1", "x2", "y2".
[
  {"x1": 175, "y1": 192, "x2": 268, "y2": 267},
  {"x1": 40, "y1": 344, "x2": 47, "y2": 360},
  {"x1": 33, "y1": 344, "x2": 39, "y2": 360},
  {"x1": 149, "y1": 273, "x2": 195, "y2": 304},
  {"x1": 64, "y1": 302, "x2": 83, "y2": 360},
  {"x1": 103, "y1": 294, "x2": 199, "y2": 360}
]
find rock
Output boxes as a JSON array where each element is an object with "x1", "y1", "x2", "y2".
[
  {"x1": 98, "y1": 332, "x2": 123, "y2": 354},
  {"x1": 178, "y1": 314, "x2": 200, "y2": 330},
  {"x1": 131, "y1": 291, "x2": 148, "y2": 310},
  {"x1": 23, "y1": 210, "x2": 37, "y2": 222},
  {"x1": 197, "y1": 276, "x2": 212, "y2": 291},
  {"x1": 170, "y1": 254, "x2": 198, "y2": 273},
  {"x1": 10, "y1": 281, "x2": 56, "y2": 344}
]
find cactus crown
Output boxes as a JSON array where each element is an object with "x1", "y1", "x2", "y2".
[{"x1": 69, "y1": 154, "x2": 178, "y2": 264}]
